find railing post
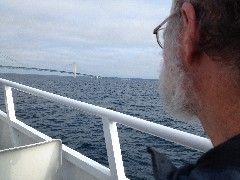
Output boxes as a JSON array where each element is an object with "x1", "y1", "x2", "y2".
[
  {"x1": 3, "y1": 85, "x2": 19, "y2": 147},
  {"x1": 102, "y1": 117, "x2": 126, "y2": 180},
  {"x1": 4, "y1": 86, "x2": 16, "y2": 122}
]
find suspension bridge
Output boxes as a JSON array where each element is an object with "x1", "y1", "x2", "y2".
[{"x1": 0, "y1": 53, "x2": 100, "y2": 79}]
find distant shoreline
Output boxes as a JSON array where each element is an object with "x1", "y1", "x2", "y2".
[{"x1": 0, "y1": 72, "x2": 157, "y2": 80}]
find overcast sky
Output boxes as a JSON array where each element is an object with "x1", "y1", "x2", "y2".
[{"x1": 0, "y1": 0, "x2": 172, "y2": 79}]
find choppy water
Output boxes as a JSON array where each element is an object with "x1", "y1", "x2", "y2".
[{"x1": 0, "y1": 73, "x2": 206, "y2": 180}]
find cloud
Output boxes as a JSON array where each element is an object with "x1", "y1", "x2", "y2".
[{"x1": 0, "y1": 0, "x2": 171, "y2": 78}]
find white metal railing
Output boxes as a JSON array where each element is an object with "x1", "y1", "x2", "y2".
[{"x1": 0, "y1": 78, "x2": 213, "y2": 180}]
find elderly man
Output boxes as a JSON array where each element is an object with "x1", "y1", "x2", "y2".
[{"x1": 148, "y1": 0, "x2": 240, "y2": 179}]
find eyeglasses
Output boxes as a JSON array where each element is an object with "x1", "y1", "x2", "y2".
[{"x1": 153, "y1": 12, "x2": 181, "y2": 49}]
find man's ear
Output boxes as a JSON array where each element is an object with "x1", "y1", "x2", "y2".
[{"x1": 181, "y1": 2, "x2": 199, "y2": 66}]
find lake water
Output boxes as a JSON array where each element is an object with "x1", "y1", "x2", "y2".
[{"x1": 0, "y1": 73, "x2": 206, "y2": 180}]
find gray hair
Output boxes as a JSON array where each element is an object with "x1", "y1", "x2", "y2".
[{"x1": 172, "y1": 0, "x2": 240, "y2": 69}]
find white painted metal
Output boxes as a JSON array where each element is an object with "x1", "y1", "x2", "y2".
[
  {"x1": 62, "y1": 145, "x2": 111, "y2": 180},
  {"x1": 102, "y1": 118, "x2": 126, "y2": 180},
  {"x1": 0, "y1": 140, "x2": 62, "y2": 180},
  {"x1": 4, "y1": 86, "x2": 21, "y2": 147},
  {"x1": 0, "y1": 110, "x2": 52, "y2": 143},
  {"x1": 0, "y1": 78, "x2": 213, "y2": 152},
  {"x1": 0, "y1": 110, "x2": 111, "y2": 180},
  {"x1": 4, "y1": 86, "x2": 16, "y2": 122}
]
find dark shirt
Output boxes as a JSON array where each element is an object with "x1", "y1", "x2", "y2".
[{"x1": 148, "y1": 134, "x2": 240, "y2": 180}]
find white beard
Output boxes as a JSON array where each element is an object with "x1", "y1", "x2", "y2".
[{"x1": 159, "y1": 27, "x2": 198, "y2": 121}]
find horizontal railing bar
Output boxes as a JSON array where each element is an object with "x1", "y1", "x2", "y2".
[{"x1": 0, "y1": 78, "x2": 213, "y2": 152}]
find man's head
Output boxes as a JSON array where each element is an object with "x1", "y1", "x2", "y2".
[{"x1": 158, "y1": 0, "x2": 240, "y2": 121}]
